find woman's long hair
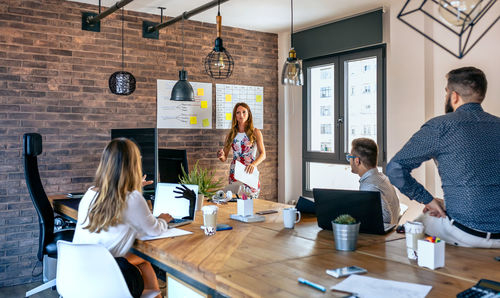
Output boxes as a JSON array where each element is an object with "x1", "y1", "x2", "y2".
[
  {"x1": 84, "y1": 138, "x2": 143, "y2": 233},
  {"x1": 224, "y1": 102, "x2": 256, "y2": 149}
]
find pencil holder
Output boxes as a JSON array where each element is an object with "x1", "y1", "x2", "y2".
[
  {"x1": 417, "y1": 239, "x2": 445, "y2": 270},
  {"x1": 237, "y1": 199, "x2": 253, "y2": 216}
]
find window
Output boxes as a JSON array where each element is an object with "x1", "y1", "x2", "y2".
[
  {"x1": 302, "y1": 47, "x2": 386, "y2": 196},
  {"x1": 320, "y1": 87, "x2": 332, "y2": 98}
]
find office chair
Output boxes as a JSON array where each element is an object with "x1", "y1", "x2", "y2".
[
  {"x1": 23, "y1": 133, "x2": 75, "y2": 297},
  {"x1": 56, "y1": 240, "x2": 160, "y2": 298},
  {"x1": 158, "y1": 148, "x2": 188, "y2": 184}
]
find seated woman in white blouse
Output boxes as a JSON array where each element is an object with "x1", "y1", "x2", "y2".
[{"x1": 73, "y1": 138, "x2": 172, "y2": 298}]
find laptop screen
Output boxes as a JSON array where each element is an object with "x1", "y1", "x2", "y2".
[{"x1": 153, "y1": 183, "x2": 198, "y2": 218}]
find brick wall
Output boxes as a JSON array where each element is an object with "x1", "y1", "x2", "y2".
[{"x1": 0, "y1": 0, "x2": 278, "y2": 286}]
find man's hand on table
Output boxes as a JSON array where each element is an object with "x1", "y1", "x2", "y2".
[{"x1": 423, "y1": 198, "x2": 446, "y2": 218}]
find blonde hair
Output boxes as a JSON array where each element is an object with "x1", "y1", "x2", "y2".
[
  {"x1": 84, "y1": 138, "x2": 143, "y2": 233},
  {"x1": 224, "y1": 102, "x2": 256, "y2": 149}
]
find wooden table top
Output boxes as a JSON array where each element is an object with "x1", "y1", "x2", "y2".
[{"x1": 51, "y1": 195, "x2": 495, "y2": 297}]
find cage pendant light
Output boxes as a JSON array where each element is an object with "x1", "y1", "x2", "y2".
[
  {"x1": 204, "y1": 0, "x2": 234, "y2": 79},
  {"x1": 281, "y1": 0, "x2": 303, "y2": 86},
  {"x1": 109, "y1": 8, "x2": 136, "y2": 95},
  {"x1": 171, "y1": 15, "x2": 194, "y2": 101}
]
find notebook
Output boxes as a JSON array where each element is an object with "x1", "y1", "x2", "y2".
[
  {"x1": 153, "y1": 183, "x2": 199, "y2": 228},
  {"x1": 313, "y1": 188, "x2": 396, "y2": 235}
]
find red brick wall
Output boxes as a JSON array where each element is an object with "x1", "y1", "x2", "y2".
[{"x1": 0, "y1": 0, "x2": 278, "y2": 286}]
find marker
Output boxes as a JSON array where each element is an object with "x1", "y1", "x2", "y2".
[{"x1": 298, "y1": 278, "x2": 326, "y2": 292}]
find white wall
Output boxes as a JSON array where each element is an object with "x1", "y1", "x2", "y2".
[{"x1": 278, "y1": 0, "x2": 500, "y2": 215}]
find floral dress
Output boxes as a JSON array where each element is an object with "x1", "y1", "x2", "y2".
[{"x1": 229, "y1": 132, "x2": 260, "y2": 198}]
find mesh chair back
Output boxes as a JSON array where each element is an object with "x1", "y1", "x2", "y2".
[{"x1": 23, "y1": 133, "x2": 55, "y2": 261}]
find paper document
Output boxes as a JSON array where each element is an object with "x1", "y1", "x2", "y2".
[
  {"x1": 331, "y1": 275, "x2": 432, "y2": 298},
  {"x1": 138, "y1": 228, "x2": 192, "y2": 241},
  {"x1": 234, "y1": 161, "x2": 259, "y2": 189}
]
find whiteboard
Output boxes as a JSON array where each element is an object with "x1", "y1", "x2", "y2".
[
  {"x1": 215, "y1": 84, "x2": 263, "y2": 129},
  {"x1": 157, "y1": 79, "x2": 212, "y2": 129}
]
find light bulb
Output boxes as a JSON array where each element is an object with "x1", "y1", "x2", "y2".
[
  {"x1": 438, "y1": 0, "x2": 481, "y2": 27},
  {"x1": 287, "y1": 63, "x2": 298, "y2": 78},
  {"x1": 214, "y1": 53, "x2": 225, "y2": 70}
]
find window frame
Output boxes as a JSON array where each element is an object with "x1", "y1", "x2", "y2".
[{"x1": 302, "y1": 45, "x2": 386, "y2": 197}]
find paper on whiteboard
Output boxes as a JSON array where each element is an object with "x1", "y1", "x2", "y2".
[
  {"x1": 139, "y1": 228, "x2": 192, "y2": 241},
  {"x1": 331, "y1": 275, "x2": 432, "y2": 298},
  {"x1": 215, "y1": 84, "x2": 263, "y2": 129},
  {"x1": 234, "y1": 161, "x2": 259, "y2": 189}
]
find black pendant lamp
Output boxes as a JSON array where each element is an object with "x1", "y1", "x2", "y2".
[
  {"x1": 171, "y1": 15, "x2": 194, "y2": 101},
  {"x1": 109, "y1": 8, "x2": 136, "y2": 95},
  {"x1": 204, "y1": 0, "x2": 234, "y2": 79},
  {"x1": 281, "y1": 0, "x2": 303, "y2": 86}
]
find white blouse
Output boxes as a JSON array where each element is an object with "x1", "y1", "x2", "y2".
[{"x1": 72, "y1": 188, "x2": 168, "y2": 257}]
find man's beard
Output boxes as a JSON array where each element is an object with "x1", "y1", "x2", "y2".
[{"x1": 445, "y1": 93, "x2": 454, "y2": 114}]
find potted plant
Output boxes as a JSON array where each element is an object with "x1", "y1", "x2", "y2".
[
  {"x1": 331, "y1": 214, "x2": 360, "y2": 251},
  {"x1": 179, "y1": 161, "x2": 223, "y2": 202}
]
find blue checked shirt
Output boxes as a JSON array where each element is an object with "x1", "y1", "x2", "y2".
[{"x1": 387, "y1": 103, "x2": 500, "y2": 233}]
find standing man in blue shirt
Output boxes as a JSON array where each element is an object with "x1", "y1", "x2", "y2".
[{"x1": 387, "y1": 67, "x2": 500, "y2": 248}]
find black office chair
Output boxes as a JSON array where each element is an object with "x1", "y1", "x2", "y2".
[
  {"x1": 23, "y1": 133, "x2": 75, "y2": 297},
  {"x1": 158, "y1": 148, "x2": 189, "y2": 184}
]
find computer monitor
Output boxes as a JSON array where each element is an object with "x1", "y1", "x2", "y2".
[
  {"x1": 111, "y1": 128, "x2": 157, "y2": 191},
  {"x1": 158, "y1": 149, "x2": 188, "y2": 184}
]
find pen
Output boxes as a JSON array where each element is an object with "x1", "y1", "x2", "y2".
[{"x1": 298, "y1": 277, "x2": 326, "y2": 292}]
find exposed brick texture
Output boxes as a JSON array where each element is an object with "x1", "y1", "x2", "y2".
[{"x1": 0, "y1": 0, "x2": 278, "y2": 286}]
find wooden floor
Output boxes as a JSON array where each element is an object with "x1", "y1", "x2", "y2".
[{"x1": 0, "y1": 282, "x2": 59, "y2": 298}]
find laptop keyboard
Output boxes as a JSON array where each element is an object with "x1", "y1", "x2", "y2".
[{"x1": 170, "y1": 218, "x2": 187, "y2": 224}]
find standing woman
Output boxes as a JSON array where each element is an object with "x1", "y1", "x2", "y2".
[
  {"x1": 73, "y1": 138, "x2": 172, "y2": 298},
  {"x1": 217, "y1": 102, "x2": 266, "y2": 198}
]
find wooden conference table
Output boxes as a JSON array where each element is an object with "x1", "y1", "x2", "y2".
[{"x1": 51, "y1": 196, "x2": 500, "y2": 297}]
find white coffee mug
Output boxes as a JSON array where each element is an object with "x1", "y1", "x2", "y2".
[{"x1": 283, "y1": 207, "x2": 301, "y2": 229}]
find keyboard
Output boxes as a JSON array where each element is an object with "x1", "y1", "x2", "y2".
[
  {"x1": 457, "y1": 279, "x2": 500, "y2": 298},
  {"x1": 167, "y1": 218, "x2": 192, "y2": 228}
]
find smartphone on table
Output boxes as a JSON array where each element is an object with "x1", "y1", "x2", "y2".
[{"x1": 326, "y1": 266, "x2": 367, "y2": 278}]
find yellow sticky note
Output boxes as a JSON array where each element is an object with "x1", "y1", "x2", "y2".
[
  {"x1": 201, "y1": 101, "x2": 208, "y2": 109},
  {"x1": 225, "y1": 94, "x2": 232, "y2": 102},
  {"x1": 225, "y1": 113, "x2": 232, "y2": 121},
  {"x1": 190, "y1": 116, "x2": 197, "y2": 125},
  {"x1": 256, "y1": 95, "x2": 262, "y2": 102},
  {"x1": 197, "y1": 88, "x2": 204, "y2": 96},
  {"x1": 202, "y1": 119, "x2": 210, "y2": 127}
]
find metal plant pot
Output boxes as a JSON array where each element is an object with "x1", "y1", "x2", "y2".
[{"x1": 332, "y1": 222, "x2": 360, "y2": 251}]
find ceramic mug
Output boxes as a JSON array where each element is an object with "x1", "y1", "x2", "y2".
[{"x1": 283, "y1": 207, "x2": 301, "y2": 229}]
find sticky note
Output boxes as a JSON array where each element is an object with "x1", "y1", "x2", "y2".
[
  {"x1": 225, "y1": 113, "x2": 232, "y2": 121},
  {"x1": 225, "y1": 94, "x2": 232, "y2": 102},
  {"x1": 201, "y1": 101, "x2": 208, "y2": 109},
  {"x1": 256, "y1": 95, "x2": 262, "y2": 102},
  {"x1": 197, "y1": 88, "x2": 204, "y2": 96},
  {"x1": 202, "y1": 119, "x2": 210, "y2": 127},
  {"x1": 190, "y1": 116, "x2": 197, "y2": 125}
]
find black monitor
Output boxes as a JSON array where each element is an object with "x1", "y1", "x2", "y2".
[
  {"x1": 158, "y1": 149, "x2": 188, "y2": 184},
  {"x1": 111, "y1": 128, "x2": 157, "y2": 191}
]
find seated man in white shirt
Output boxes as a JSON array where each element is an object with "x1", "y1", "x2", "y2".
[{"x1": 347, "y1": 138, "x2": 400, "y2": 225}]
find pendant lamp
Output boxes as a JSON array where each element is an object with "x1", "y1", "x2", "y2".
[
  {"x1": 281, "y1": 0, "x2": 303, "y2": 86},
  {"x1": 171, "y1": 15, "x2": 194, "y2": 101},
  {"x1": 109, "y1": 8, "x2": 136, "y2": 95},
  {"x1": 204, "y1": 0, "x2": 234, "y2": 79},
  {"x1": 398, "y1": 0, "x2": 498, "y2": 58}
]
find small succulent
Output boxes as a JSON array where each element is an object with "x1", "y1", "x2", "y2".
[{"x1": 333, "y1": 214, "x2": 357, "y2": 225}]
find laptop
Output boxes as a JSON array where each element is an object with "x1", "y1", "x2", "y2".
[
  {"x1": 153, "y1": 183, "x2": 199, "y2": 228},
  {"x1": 313, "y1": 188, "x2": 396, "y2": 235}
]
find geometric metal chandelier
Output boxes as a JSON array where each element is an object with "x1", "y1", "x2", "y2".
[
  {"x1": 398, "y1": 0, "x2": 499, "y2": 58},
  {"x1": 204, "y1": 0, "x2": 234, "y2": 79}
]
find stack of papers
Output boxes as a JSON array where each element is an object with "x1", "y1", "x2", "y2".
[
  {"x1": 139, "y1": 228, "x2": 192, "y2": 241},
  {"x1": 331, "y1": 275, "x2": 432, "y2": 298}
]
